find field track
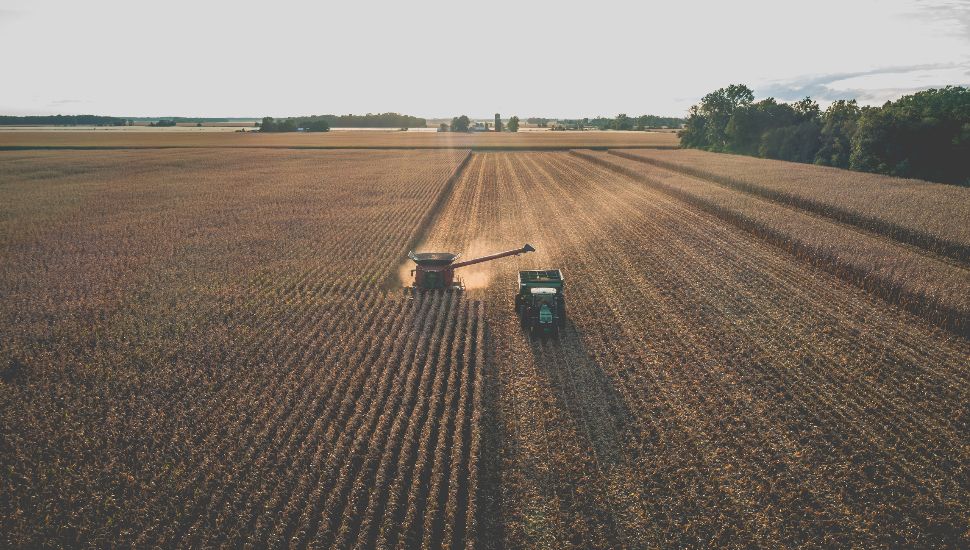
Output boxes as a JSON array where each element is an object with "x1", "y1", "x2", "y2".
[
  {"x1": 423, "y1": 152, "x2": 969, "y2": 548},
  {"x1": 1, "y1": 146, "x2": 968, "y2": 548}
]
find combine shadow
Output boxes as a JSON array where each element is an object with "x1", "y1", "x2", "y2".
[{"x1": 526, "y1": 319, "x2": 635, "y2": 468}]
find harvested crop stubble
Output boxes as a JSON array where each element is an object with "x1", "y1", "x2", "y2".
[
  {"x1": 0, "y1": 129, "x2": 680, "y2": 150},
  {"x1": 572, "y1": 149, "x2": 970, "y2": 334},
  {"x1": 611, "y1": 148, "x2": 970, "y2": 263},
  {"x1": 0, "y1": 148, "x2": 486, "y2": 548},
  {"x1": 424, "y1": 151, "x2": 969, "y2": 548}
]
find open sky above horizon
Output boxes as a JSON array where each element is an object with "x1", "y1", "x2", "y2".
[{"x1": 1, "y1": 0, "x2": 968, "y2": 118}]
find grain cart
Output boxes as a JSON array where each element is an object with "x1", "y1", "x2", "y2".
[
  {"x1": 408, "y1": 244, "x2": 535, "y2": 291},
  {"x1": 515, "y1": 269, "x2": 565, "y2": 331}
]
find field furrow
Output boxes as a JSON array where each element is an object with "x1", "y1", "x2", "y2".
[
  {"x1": 609, "y1": 148, "x2": 970, "y2": 263},
  {"x1": 3, "y1": 146, "x2": 966, "y2": 549},
  {"x1": 0, "y1": 149, "x2": 486, "y2": 548},
  {"x1": 570, "y1": 149, "x2": 969, "y2": 334},
  {"x1": 420, "y1": 151, "x2": 969, "y2": 548}
]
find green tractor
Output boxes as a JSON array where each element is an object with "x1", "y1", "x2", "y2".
[{"x1": 515, "y1": 269, "x2": 565, "y2": 332}]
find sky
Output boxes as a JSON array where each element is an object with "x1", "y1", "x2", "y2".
[{"x1": 0, "y1": 0, "x2": 968, "y2": 118}]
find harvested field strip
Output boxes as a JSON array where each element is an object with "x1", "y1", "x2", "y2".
[
  {"x1": 0, "y1": 129, "x2": 681, "y2": 150},
  {"x1": 611, "y1": 148, "x2": 970, "y2": 263},
  {"x1": 548, "y1": 152, "x2": 967, "y2": 470},
  {"x1": 123, "y1": 149, "x2": 470, "y2": 544},
  {"x1": 560, "y1": 151, "x2": 968, "y2": 548},
  {"x1": 422, "y1": 151, "x2": 968, "y2": 547},
  {"x1": 0, "y1": 149, "x2": 488, "y2": 547},
  {"x1": 390, "y1": 150, "x2": 472, "y2": 281},
  {"x1": 3, "y1": 147, "x2": 968, "y2": 549},
  {"x1": 571, "y1": 149, "x2": 970, "y2": 334}
]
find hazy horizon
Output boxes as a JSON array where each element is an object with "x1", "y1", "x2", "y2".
[{"x1": 1, "y1": 0, "x2": 968, "y2": 119}]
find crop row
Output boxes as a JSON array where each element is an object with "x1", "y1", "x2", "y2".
[
  {"x1": 570, "y1": 149, "x2": 969, "y2": 334},
  {"x1": 0, "y1": 148, "x2": 485, "y2": 547},
  {"x1": 424, "y1": 151, "x2": 969, "y2": 548},
  {"x1": 609, "y1": 148, "x2": 970, "y2": 263},
  {"x1": 540, "y1": 152, "x2": 969, "y2": 546}
]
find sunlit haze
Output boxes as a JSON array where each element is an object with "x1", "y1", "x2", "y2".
[{"x1": 1, "y1": 0, "x2": 967, "y2": 117}]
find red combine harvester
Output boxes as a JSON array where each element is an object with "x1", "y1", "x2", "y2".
[{"x1": 408, "y1": 244, "x2": 535, "y2": 290}]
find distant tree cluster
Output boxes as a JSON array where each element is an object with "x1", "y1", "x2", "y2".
[
  {"x1": 293, "y1": 117, "x2": 332, "y2": 132},
  {"x1": 0, "y1": 115, "x2": 127, "y2": 126},
  {"x1": 139, "y1": 117, "x2": 232, "y2": 123},
  {"x1": 439, "y1": 115, "x2": 520, "y2": 132},
  {"x1": 258, "y1": 117, "x2": 297, "y2": 132},
  {"x1": 317, "y1": 113, "x2": 426, "y2": 128},
  {"x1": 149, "y1": 119, "x2": 177, "y2": 127},
  {"x1": 449, "y1": 115, "x2": 470, "y2": 132},
  {"x1": 258, "y1": 116, "x2": 328, "y2": 132},
  {"x1": 548, "y1": 115, "x2": 685, "y2": 131},
  {"x1": 507, "y1": 116, "x2": 520, "y2": 132},
  {"x1": 257, "y1": 112, "x2": 428, "y2": 132},
  {"x1": 680, "y1": 84, "x2": 970, "y2": 186},
  {"x1": 631, "y1": 114, "x2": 685, "y2": 129}
]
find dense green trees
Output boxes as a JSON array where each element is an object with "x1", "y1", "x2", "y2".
[
  {"x1": 507, "y1": 116, "x2": 520, "y2": 132},
  {"x1": 680, "y1": 84, "x2": 755, "y2": 150},
  {"x1": 302, "y1": 118, "x2": 331, "y2": 132},
  {"x1": 450, "y1": 115, "x2": 470, "y2": 132},
  {"x1": 258, "y1": 117, "x2": 299, "y2": 132},
  {"x1": 680, "y1": 84, "x2": 969, "y2": 185},
  {"x1": 613, "y1": 114, "x2": 634, "y2": 130},
  {"x1": 816, "y1": 100, "x2": 860, "y2": 168},
  {"x1": 850, "y1": 88, "x2": 970, "y2": 184}
]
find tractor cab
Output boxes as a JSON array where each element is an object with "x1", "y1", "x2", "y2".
[
  {"x1": 530, "y1": 288, "x2": 558, "y2": 326},
  {"x1": 516, "y1": 270, "x2": 565, "y2": 331}
]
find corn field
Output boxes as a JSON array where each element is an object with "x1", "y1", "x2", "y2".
[{"x1": 1, "y1": 145, "x2": 968, "y2": 548}]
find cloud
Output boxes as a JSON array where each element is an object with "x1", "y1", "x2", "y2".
[
  {"x1": 757, "y1": 62, "x2": 969, "y2": 104},
  {"x1": 50, "y1": 99, "x2": 84, "y2": 105},
  {"x1": 0, "y1": 8, "x2": 23, "y2": 25},
  {"x1": 910, "y1": 0, "x2": 970, "y2": 42}
]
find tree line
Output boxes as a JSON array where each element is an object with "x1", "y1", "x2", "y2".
[
  {"x1": 258, "y1": 112, "x2": 429, "y2": 132},
  {"x1": 559, "y1": 114, "x2": 684, "y2": 130},
  {"x1": 323, "y1": 113, "x2": 426, "y2": 128},
  {"x1": 525, "y1": 115, "x2": 684, "y2": 130},
  {"x1": 134, "y1": 117, "x2": 234, "y2": 123},
  {"x1": 440, "y1": 113, "x2": 680, "y2": 132},
  {"x1": 0, "y1": 115, "x2": 128, "y2": 126},
  {"x1": 680, "y1": 84, "x2": 969, "y2": 186},
  {"x1": 258, "y1": 117, "x2": 328, "y2": 132},
  {"x1": 440, "y1": 115, "x2": 521, "y2": 132}
]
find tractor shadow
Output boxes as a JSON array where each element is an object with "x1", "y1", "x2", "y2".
[{"x1": 525, "y1": 319, "x2": 634, "y2": 468}]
